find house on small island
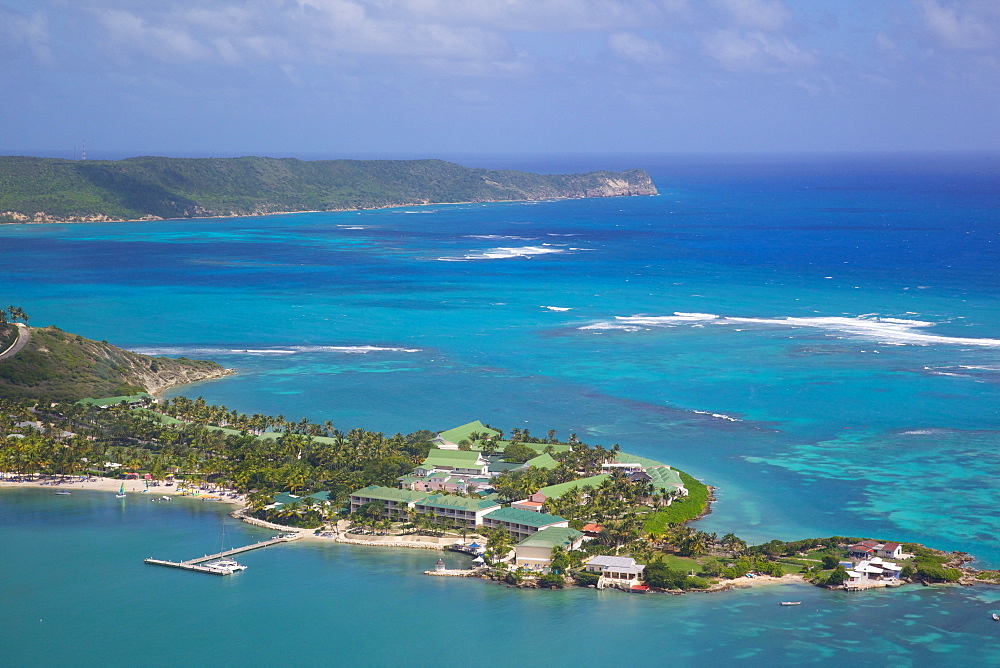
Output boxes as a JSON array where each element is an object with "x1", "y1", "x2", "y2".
[
  {"x1": 584, "y1": 555, "x2": 646, "y2": 590},
  {"x1": 513, "y1": 527, "x2": 585, "y2": 571},
  {"x1": 847, "y1": 540, "x2": 906, "y2": 560},
  {"x1": 845, "y1": 557, "x2": 904, "y2": 589}
]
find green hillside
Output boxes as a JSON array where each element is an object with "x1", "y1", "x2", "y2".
[
  {"x1": 0, "y1": 156, "x2": 657, "y2": 223},
  {"x1": 0, "y1": 325, "x2": 229, "y2": 402}
]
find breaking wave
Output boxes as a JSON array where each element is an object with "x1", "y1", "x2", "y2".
[
  {"x1": 130, "y1": 345, "x2": 421, "y2": 356},
  {"x1": 580, "y1": 312, "x2": 1000, "y2": 347},
  {"x1": 436, "y1": 245, "x2": 571, "y2": 261}
]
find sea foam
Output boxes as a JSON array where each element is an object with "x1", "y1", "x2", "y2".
[
  {"x1": 580, "y1": 313, "x2": 1000, "y2": 347},
  {"x1": 130, "y1": 345, "x2": 420, "y2": 356},
  {"x1": 436, "y1": 245, "x2": 570, "y2": 261}
]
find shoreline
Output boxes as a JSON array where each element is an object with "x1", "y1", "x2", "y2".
[
  {"x1": 0, "y1": 192, "x2": 652, "y2": 226},
  {"x1": 0, "y1": 474, "x2": 246, "y2": 506},
  {"x1": 3, "y1": 481, "x2": 987, "y2": 596}
]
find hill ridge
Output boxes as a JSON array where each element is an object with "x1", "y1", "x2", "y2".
[{"x1": 0, "y1": 156, "x2": 657, "y2": 223}]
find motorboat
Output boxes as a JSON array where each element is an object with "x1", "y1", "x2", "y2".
[
  {"x1": 780, "y1": 601, "x2": 802, "y2": 606},
  {"x1": 992, "y1": 613, "x2": 999, "y2": 621}
]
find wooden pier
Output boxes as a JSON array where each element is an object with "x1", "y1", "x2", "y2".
[{"x1": 145, "y1": 533, "x2": 302, "y2": 575}]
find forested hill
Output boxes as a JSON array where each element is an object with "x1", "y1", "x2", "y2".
[
  {"x1": 0, "y1": 156, "x2": 657, "y2": 223},
  {"x1": 0, "y1": 324, "x2": 229, "y2": 402}
]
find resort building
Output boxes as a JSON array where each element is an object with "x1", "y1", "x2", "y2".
[
  {"x1": 536, "y1": 474, "x2": 610, "y2": 502},
  {"x1": 518, "y1": 453, "x2": 559, "y2": 471},
  {"x1": 267, "y1": 491, "x2": 332, "y2": 510},
  {"x1": 584, "y1": 556, "x2": 646, "y2": 590},
  {"x1": 482, "y1": 507, "x2": 569, "y2": 540},
  {"x1": 431, "y1": 420, "x2": 501, "y2": 449},
  {"x1": 513, "y1": 527, "x2": 585, "y2": 571},
  {"x1": 349, "y1": 486, "x2": 501, "y2": 527},
  {"x1": 511, "y1": 498, "x2": 545, "y2": 513},
  {"x1": 412, "y1": 494, "x2": 502, "y2": 529},
  {"x1": 349, "y1": 486, "x2": 430, "y2": 519},
  {"x1": 415, "y1": 449, "x2": 490, "y2": 477}
]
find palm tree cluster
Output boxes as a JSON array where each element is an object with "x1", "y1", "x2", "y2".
[{"x1": 0, "y1": 396, "x2": 436, "y2": 509}]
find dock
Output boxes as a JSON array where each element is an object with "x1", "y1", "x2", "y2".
[{"x1": 145, "y1": 533, "x2": 302, "y2": 575}]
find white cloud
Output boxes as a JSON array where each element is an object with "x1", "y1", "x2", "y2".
[
  {"x1": 0, "y1": 6, "x2": 53, "y2": 65},
  {"x1": 713, "y1": 0, "x2": 792, "y2": 32},
  {"x1": 703, "y1": 28, "x2": 813, "y2": 71},
  {"x1": 919, "y1": 0, "x2": 997, "y2": 50},
  {"x1": 608, "y1": 32, "x2": 670, "y2": 64}
]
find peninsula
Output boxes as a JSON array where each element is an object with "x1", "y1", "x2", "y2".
[
  {"x1": 0, "y1": 156, "x2": 657, "y2": 223},
  {"x1": 0, "y1": 311, "x2": 230, "y2": 402}
]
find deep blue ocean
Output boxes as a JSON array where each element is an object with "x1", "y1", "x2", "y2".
[{"x1": 2, "y1": 153, "x2": 999, "y2": 664}]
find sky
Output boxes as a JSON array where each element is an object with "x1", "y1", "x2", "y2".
[{"x1": 2, "y1": 0, "x2": 999, "y2": 157}]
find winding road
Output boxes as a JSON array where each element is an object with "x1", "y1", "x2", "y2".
[{"x1": 0, "y1": 323, "x2": 30, "y2": 360}]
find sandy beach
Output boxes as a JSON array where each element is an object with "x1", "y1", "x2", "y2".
[{"x1": 0, "y1": 473, "x2": 246, "y2": 506}]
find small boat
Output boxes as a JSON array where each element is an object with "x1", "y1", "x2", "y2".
[
  {"x1": 780, "y1": 601, "x2": 802, "y2": 606},
  {"x1": 116, "y1": 483, "x2": 127, "y2": 498},
  {"x1": 992, "y1": 613, "x2": 999, "y2": 621},
  {"x1": 54, "y1": 491, "x2": 71, "y2": 495}
]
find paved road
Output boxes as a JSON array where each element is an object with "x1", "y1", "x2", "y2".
[{"x1": 0, "y1": 324, "x2": 30, "y2": 360}]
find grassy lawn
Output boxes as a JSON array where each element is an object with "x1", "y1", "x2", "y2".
[
  {"x1": 643, "y1": 471, "x2": 711, "y2": 533},
  {"x1": 655, "y1": 554, "x2": 703, "y2": 572}
]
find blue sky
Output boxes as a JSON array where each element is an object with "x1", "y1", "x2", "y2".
[{"x1": 2, "y1": 0, "x2": 999, "y2": 157}]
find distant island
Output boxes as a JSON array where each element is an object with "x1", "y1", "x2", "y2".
[{"x1": 0, "y1": 156, "x2": 658, "y2": 223}]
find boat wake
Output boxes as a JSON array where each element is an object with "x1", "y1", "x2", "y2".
[{"x1": 580, "y1": 313, "x2": 1000, "y2": 348}]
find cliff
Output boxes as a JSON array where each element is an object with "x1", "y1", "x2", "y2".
[
  {"x1": 0, "y1": 325, "x2": 230, "y2": 401},
  {"x1": 0, "y1": 156, "x2": 657, "y2": 223}
]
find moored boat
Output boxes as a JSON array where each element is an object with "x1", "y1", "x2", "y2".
[{"x1": 204, "y1": 558, "x2": 247, "y2": 574}]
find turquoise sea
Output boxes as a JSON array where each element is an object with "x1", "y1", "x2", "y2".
[{"x1": 2, "y1": 153, "x2": 1000, "y2": 664}]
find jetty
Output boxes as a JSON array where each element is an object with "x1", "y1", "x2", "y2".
[{"x1": 144, "y1": 533, "x2": 302, "y2": 575}]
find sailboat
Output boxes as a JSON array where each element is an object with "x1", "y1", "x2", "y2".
[
  {"x1": 204, "y1": 520, "x2": 247, "y2": 574},
  {"x1": 116, "y1": 483, "x2": 127, "y2": 498}
]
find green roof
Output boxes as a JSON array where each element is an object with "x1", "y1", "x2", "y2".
[
  {"x1": 537, "y1": 474, "x2": 610, "y2": 499},
  {"x1": 614, "y1": 451, "x2": 665, "y2": 468},
  {"x1": 351, "y1": 485, "x2": 430, "y2": 504},
  {"x1": 420, "y1": 448, "x2": 485, "y2": 469},
  {"x1": 646, "y1": 466, "x2": 685, "y2": 492},
  {"x1": 516, "y1": 526, "x2": 584, "y2": 549},
  {"x1": 484, "y1": 506, "x2": 567, "y2": 528},
  {"x1": 436, "y1": 420, "x2": 500, "y2": 445},
  {"x1": 521, "y1": 453, "x2": 558, "y2": 470},
  {"x1": 416, "y1": 494, "x2": 501, "y2": 512},
  {"x1": 480, "y1": 440, "x2": 571, "y2": 454}
]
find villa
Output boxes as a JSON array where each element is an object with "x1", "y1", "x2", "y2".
[
  {"x1": 584, "y1": 555, "x2": 646, "y2": 590},
  {"x1": 513, "y1": 527, "x2": 585, "y2": 571},
  {"x1": 844, "y1": 557, "x2": 904, "y2": 588},
  {"x1": 847, "y1": 540, "x2": 907, "y2": 560}
]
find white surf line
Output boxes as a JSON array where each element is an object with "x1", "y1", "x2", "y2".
[{"x1": 580, "y1": 312, "x2": 1000, "y2": 347}]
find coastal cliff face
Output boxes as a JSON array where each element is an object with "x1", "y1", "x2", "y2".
[
  {"x1": 0, "y1": 325, "x2": 230, "y2": 401},
  {"x1": 0, "y1": 156, "x2": 657, "y2": 223}
]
